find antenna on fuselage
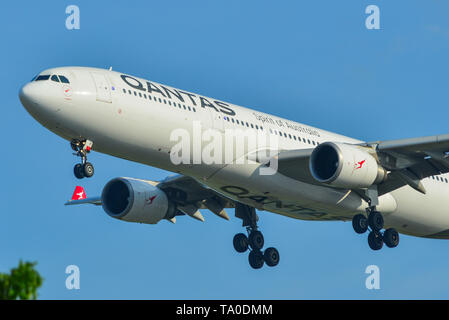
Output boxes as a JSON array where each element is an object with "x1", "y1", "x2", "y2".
[{"x1": 108, "y1": 66, "x2": 112, "y2": 71}]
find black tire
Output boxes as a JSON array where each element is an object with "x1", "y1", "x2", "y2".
[
  {"x1": 248, "y1": 230, "x2": 264, "y2": 250},
  {"x1": 74, "y1": 164, "x2": 84, "y2": 179},
  {"x1": 383, "y1": 228, "x2": 399, "y2": 248},
  {"x1": 368, "y1": 211, "x2": 384, "y2": 231},
  {"x1": 368, "y1": 231, "x2": 384, "y2": 251},
  {"x1": 233, "y1": 233, "x2": 249, "y2": 253},
  {"x1": 83, "y1": 162, "x2": 94, "y2": 178},
  {"x1": 263, "y1": 247, "x2": 280, "y2": 267},
  {"x1": 248, "y1": 250, "x2": 264, "y2": 269},
  {"x1": 352, "y1": 214, "x2": 368, "y2": 234}
]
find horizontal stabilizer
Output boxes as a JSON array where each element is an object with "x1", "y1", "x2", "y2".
[
  {"x1": 65, "y1": 186, "x2": 101, "y2": 205},
  {"x1": 65, "y1": 197, "x2": 102, "y2": 206}
]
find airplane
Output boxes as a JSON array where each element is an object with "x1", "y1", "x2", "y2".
[{"x1": 19, "y1": 66, "x2": 449, "y2": 269}]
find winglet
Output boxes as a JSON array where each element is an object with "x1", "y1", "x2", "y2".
[{"x1": 71, "y1": 186, "x2": 87, "y2": 200}]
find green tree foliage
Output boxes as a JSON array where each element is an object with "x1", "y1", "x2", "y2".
[{"x1": 0, "y1": 260, "x2": 43, "y2": 300}]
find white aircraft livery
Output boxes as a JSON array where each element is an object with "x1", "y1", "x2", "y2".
[{"x1": 19, "y1": 66, "x2": 449, "y2": 269}]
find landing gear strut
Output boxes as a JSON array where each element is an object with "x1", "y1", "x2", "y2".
[
  {"x1": 232, "y1": 203, "x2": 280, "y2": 269},
  {"x1": 71, "y1": 139, "x2": 94, "y2": 179}
]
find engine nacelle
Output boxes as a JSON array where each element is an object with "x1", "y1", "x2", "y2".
[
  {"x1": 101, "y1": 177, "x2": 175, "y2": 224},
  {"x1": 309, "y1": 142, "x2": 386, "y2": 189}
]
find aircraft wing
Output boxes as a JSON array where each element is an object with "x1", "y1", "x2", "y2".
[
  {"x1": 272, "y1": 148, "x2": 319, "y2": 185},
  {"x1": 273, "y1": 133, "x2": 449, "y2": 196},
  {"x1": 368, "y1": 133, "x2": 449, "y2": 195},
  {"x1": 157, "y1": 175, "x2": 235, "y2": 220}
]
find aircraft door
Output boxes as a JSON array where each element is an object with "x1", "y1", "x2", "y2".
[{"x1": 91, "y1": 72, "x2": 112, "y2": 103}]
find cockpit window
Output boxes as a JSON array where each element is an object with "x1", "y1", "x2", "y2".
[
  {"x1": 51, "y1": 75, "x2": 60, "y2": 82},
  {"x1": 59, "y1": 75, "x2": 70, "y2": 84},
  {"x1": 35, "y1": 75, "x2": 50, "y2": 81}
]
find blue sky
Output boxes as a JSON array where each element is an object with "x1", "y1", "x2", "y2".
[{"x1": 2, "y1": 0, "x2": 449, "y2": 299}]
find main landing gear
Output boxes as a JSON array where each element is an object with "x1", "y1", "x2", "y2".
[
  {"x1": 71, "y1": 139, "x2": 95, "y2": 179},
  {"x1": 352, "y1": 208, "x2": 400, "y2": 250},
  {"x1": 232, "y1": 203, "x2": 280, "y2": 269}
]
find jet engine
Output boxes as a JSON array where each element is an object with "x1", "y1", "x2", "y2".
[
  {"x1": 309, "y1": 142, "x2": 386, "y2": 189},
  {"x1": 101, "y1": 177, "x2": 176, "y2": 224}
]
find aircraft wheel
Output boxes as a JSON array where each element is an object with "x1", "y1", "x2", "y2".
[
  {"x1": 248, "y1": 250, "x2": 264, "y2": 269},
  {"x1": 368, "y1": 231, "x2": 384, "y2": 251},
  {"x1": 352, "y1": 214, "x2": 368, "y2": 234},
  {"x1": 74, "y1": 164, "x2": 84, "y2": 179},
  {"x1": 263, "y1": 247, "x2": 280, "y2": 267},
  {"x1": 383, "y1": 228, "x2": 399, "y2": 248},
  {"x1": 83, "y1": 162, "x2": 94, "y2": 178},
  {"x1": 368, "y1": 211, "x2": 384, "y2": 231},
  {"x1": 248, "y1": 230, "x2": 264, "y2": 250},
  {"x1": 233, "y1": 233, "x2": 249, "y2": 253}
]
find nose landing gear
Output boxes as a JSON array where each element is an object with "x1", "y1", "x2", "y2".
[
  {"x1": 71, "y1": 139, "x2": 95, "y2": 179},
  {"x1": 232, "y1": 203, "x2": 280, "y2": 269}
]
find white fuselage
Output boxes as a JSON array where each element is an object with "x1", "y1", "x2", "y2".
[{"x1": 19, "y1": 66, "x2": 449, "y2": 239}]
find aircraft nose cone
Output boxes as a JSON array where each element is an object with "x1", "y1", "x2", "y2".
[{"x1": 19, "y1": 82, "x2": 39, "y2": 112}]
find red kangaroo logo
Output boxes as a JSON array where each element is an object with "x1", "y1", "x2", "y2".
[
  {"x1": 146, "y1": 195, "x2": 157, "y2": 205},
  {"x1": 355, "y1": 160, "x2": 366, "y2": 169}
]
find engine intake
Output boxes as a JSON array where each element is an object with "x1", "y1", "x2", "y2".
[
  {"x1": 101, "y1": 177, "x2": 175, "y2": 224},
  {"x1": 309, "y1": 142, "x2": 386, "y2": 189}
]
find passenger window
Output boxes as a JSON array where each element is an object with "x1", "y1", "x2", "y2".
[{"x1": 59, "y1": 75, "x2": 70, "y2": 83}]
